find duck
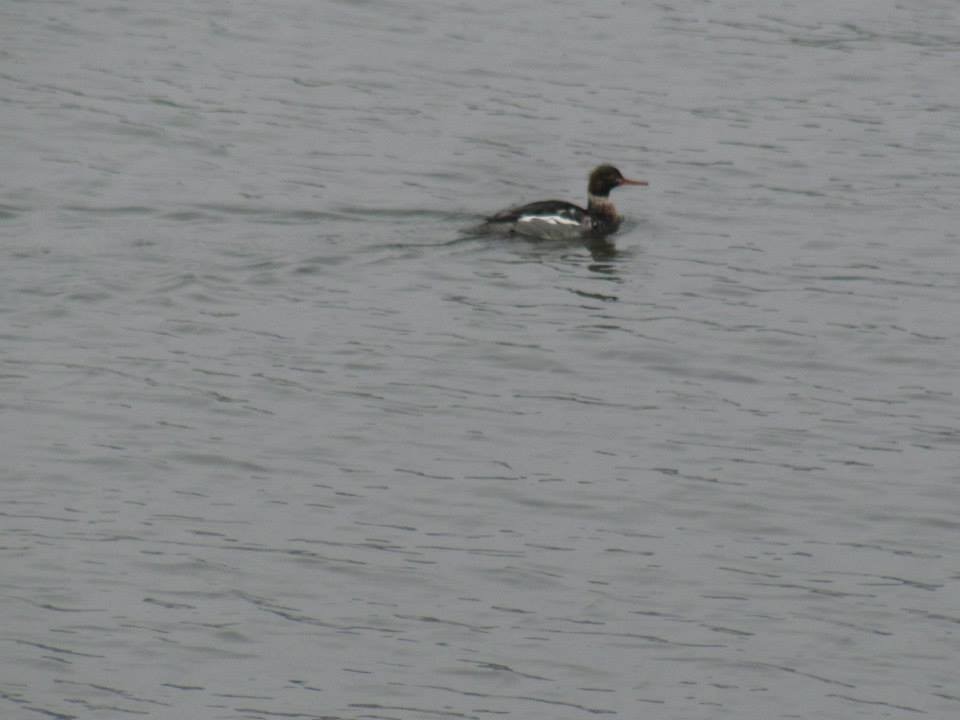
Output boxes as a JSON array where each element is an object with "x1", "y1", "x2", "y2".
[{"x1": 482, "y1": 165, "x2": 648, "y2": 240}]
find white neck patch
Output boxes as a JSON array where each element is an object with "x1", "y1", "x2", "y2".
[{"x1": 588, "y1": 194, "x2": 614, "y2": 209}]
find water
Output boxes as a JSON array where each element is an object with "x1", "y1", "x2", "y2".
[{"x1": 3, "y1": 1, "x2": 960, "y2": 718}]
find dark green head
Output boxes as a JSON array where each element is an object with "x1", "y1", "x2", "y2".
[{"x1": 588, "y1": 165, "x2": 648, "y2": 197}]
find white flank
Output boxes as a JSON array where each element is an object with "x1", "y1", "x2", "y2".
[{"x1": 518, "y1": 214, "x2": 580, "y2": 226}]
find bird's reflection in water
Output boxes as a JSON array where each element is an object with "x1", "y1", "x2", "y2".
[
  {"x1": 585, "y1": 236, "x2": 618, "y2": 263},
  {"x1": 585, "y1": 237, "x2": 629, "y2": 284},
  {"x1": 559, "y1": 238, "x2": 622, "y2": 302},
  {"x1": 461, "y1": 224, "x2": 632, "y2": 299}
]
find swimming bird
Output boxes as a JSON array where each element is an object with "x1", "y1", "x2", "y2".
[{"x1": 482, "y1": 165, "x2": 648, "y2": 240}]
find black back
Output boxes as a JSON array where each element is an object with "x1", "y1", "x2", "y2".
[{"x1": 485, "y1": 199, "x2": 587, "y2": 224}]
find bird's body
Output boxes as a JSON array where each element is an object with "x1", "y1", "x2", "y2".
[{"x1": 481, "y1": 165, "x2": 647, "y2": 240}]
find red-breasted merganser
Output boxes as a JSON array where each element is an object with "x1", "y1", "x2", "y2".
[{"x1": 482, "y1": 165, "x2": 648, "y2": 240}]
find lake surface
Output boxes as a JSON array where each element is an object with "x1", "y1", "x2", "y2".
[{"x1": 3, "y1": 1, "x2": 960, "y2": 718}]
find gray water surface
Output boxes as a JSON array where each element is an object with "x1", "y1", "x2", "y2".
[{"x1": 3, "y1": 1, "x2": 960, "y2": 719}]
